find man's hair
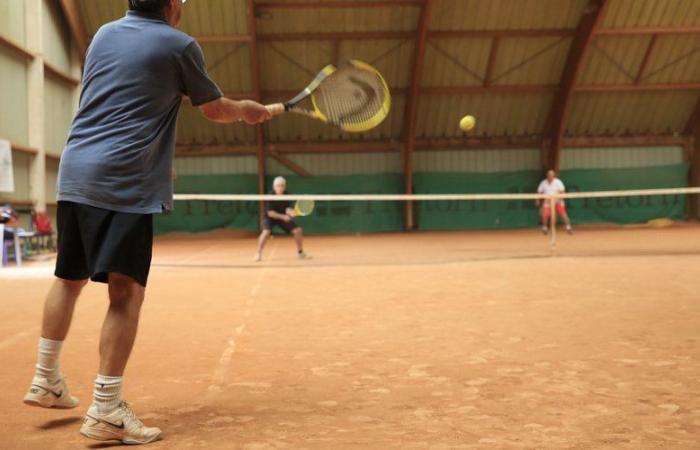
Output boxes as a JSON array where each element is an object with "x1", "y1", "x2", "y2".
[
  {"x1": 273, "y1": 176, "x2": 286, "y2": 187},
  {"x1": 128, "y1": 0, "x2": 169, "y2": 13}
]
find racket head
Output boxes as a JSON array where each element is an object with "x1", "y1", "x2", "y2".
[
  {"x1": 293, "y1": 199, "x2": 315, "y2": 217},
  {"x1": 288, "y1": 60, "x2": 391, "y2": 133}
]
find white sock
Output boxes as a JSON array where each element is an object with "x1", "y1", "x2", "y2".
[
  {"x1": 566, "y1": 224, "x2": 572, "y2": 230},
  {"x1": 93, "y1": 375, "x2": 123, "y2": 414},
  {"x1": 35, "y1": 337, "x2": 63, "y2": 384}
]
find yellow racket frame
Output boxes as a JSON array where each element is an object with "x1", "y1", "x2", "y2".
[{"x1": 309, "y1": 60, "x2": 391, "y2": 133}]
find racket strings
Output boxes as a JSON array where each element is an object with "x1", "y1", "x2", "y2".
[{"x1": 314, "y1": 66, "x2": 389, "y2": 129}]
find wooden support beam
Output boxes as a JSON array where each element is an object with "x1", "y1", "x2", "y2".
[
  {"x1": 269, "y1": 152, "x2": 312, "y2": 176},
  {"x1": 176, "y1": 135, "x2": 689, "y2": 156},
  {"x1": 175, "y1": 145, "x2": 257, "y2": 157},
  {"x1": 194, "y1": 35, "x2": 252, "y2": 44},
  {"x1": 422, "y1": 85, "x2": 556, "y2": 94},
  {"x1": 8, "y1": 143, "x2": 39, "y2": 155},
  {"x1": 267, "y1": 141, "x2": 400, "y2": 153},
  {"x1": 563, "y1": 135, "x2": 687, "y2": 148},
  {"x1": 258, "y1": 31, "x2": 414, "y2": 42},
  {"x1": 245, "y1": 0, "x2": 267, "y2": 226},
  {"x1": 685, "y1": 95, "x2": 700, "y2": 136},
  {"x1": 402, "y1": 0, "x2": 433, "y2": 230},
  {"x1": 429, "y1": 29, "x2": 575, "y2": 39},
  {"x1": 44, "y1": 61, "x2": 81, "y2": 86},
  {"x1": 484, "y1": 38, "x2": 500, "y2": 86},
  {"x1": 577, "y1": 82, "x2": 700, "y2": 92},
  {"x1": 545, "y1": 0, "x2": 610, "y2": 172},
  {"x1": 0, "y1": 34, "x2": 35, "y2": 60},
  {"x1": 58, "y1": 0, "x2": 88, "y2": 61},
  {"x1": 635, "y1": 34, "x2": 657, "y2": 84},
  {"x1": 596, "y1": 26, "x2": 700, "y2": 36}
]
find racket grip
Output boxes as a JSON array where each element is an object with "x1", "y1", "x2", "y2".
[{"x1": 266, "y1": 103, "x2": 286, "y2": 116}]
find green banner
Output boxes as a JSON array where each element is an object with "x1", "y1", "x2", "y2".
[
  {"x1": 154, "y1": 174, "x2": 259, "y2": 234},
  {"x1": 156, "y1": 165, "x2": 689, "y2": 234},
  {"x1": 414, "y1": 171, "x2": 543, "y2": 230},
  {"x1": 415, "y1": 165, "x2": 689, "y2": 231},
  {"x1": 559, "y1": 164, "x2": 689, "y2": 224},
  {"x1": 155, "y1": 173, "x2": 404, "y2": 235}
]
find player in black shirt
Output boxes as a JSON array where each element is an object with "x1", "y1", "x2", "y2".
[{"x1": 255, "y1": 177, "x2": 308, "y2": 262}]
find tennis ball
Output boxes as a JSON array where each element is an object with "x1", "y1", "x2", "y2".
[{"x1": 459, "y1": 115, "x2": 476, "y2": 132}]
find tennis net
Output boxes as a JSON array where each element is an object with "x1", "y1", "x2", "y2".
[{"x1": 163, "y1": 187, "x2": 700, "y2": 255}]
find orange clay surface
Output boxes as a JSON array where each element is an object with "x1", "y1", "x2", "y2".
[{"x1": 1, "y1": 225, "x2": 699, "y2": 449}]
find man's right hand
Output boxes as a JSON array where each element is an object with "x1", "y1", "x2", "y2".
[
  {"x1": 281, "y1": 215, "x2": 292, "y2": 223},
  {"x1": 238, "y1": 100, "x2": 272, "y2": 125}
]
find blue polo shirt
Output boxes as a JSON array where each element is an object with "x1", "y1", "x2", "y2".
[{"x1": 57, "y1": 10, "x2": 223, "y2": 214}]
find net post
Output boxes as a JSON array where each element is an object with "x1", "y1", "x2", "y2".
[{"x1": 549, "y1": 195, "x2": 557, "y2": 251}]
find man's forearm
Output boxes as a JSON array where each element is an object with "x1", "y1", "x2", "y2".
[
  {"x1": 267, "y1": 211, "x2": 286, "y2": 220},
  {"x1": 200, "y1": 97, "x2": 246, "y2": 124}
]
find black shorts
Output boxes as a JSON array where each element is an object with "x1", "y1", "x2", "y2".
[
  {"x1": 262, "y1": 218, "x2": 298, "y2": 234},
  {"x1": 55, "y1": 201, "x2": 153, "y2": 287}
]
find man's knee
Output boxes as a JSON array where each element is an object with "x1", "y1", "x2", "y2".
[
  {"x1": 292, "y1": 227, "x2": 303, "y2": 236},
  {"x1": 108, "y1": 273, "x2": 144, "y2": 306},
  {"x1": 260, "y1": 229, "x2": 271, "y2": 238},
  {"x1": 56, "y1": 277, "x2": 88, "y2": 295}
]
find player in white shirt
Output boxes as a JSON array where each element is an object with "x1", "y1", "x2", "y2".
[{"x1": 537, "y1": 170, "x2": 572, "y2": 234}]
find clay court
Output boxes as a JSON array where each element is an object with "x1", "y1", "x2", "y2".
[{"x1": 2, "y1": 226, "x2": 700, "y2": 449}]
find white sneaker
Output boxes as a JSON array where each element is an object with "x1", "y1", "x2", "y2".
[
  {"x1": 298, "y1": 251, "x2": 310, "y2": 260},
  {"x1": 254, "y1": 252, "x2": 262, "y2": 262},
  {"x1": 24, "y1": 376, "x2": 80, "y2": 409},
  {"x1": 80, "y1": 401, "x2": 161, "y2": 445}
]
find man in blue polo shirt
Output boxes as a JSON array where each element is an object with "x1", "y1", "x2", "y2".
[{"x1": 23, "y1": 0, "x2": 270, "y2": 444}]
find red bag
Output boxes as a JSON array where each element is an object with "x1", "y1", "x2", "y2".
[{"x1": 33, "y1": 212, "x2": 52, "y2": 234}]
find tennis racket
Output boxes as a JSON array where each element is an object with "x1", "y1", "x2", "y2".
[
  {"x1": 265, "y1": 60, "x2": 391, "y2": 133},
  {"x1": 291, "y1": 199, "x2": 315, "y2": 217}
]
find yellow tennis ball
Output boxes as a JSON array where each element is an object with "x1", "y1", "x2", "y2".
[{"x1": 460, "y1": 115, "x2": 476, "y2": 132}]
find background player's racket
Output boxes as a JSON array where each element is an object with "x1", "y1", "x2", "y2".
[
  {"x1": 265, "y1": 60, "x2": 391, "y2": 132},
  {"x1": 292, "y1": 199, "x2": 315, "y2": 217}
]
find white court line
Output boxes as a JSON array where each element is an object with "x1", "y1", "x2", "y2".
[
  {"x1": 206, "y1": 241, "x2": 278, "y2": 395},
  {"x1": 0, "y1": 327, "x2": 39, "y2": 351}
]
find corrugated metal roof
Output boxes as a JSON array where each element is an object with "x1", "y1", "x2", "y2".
[
  {"x1": 0, "y1": 0, "x2": 26, "y2": 44},
  {"x1": 603, "y1": 0, "x2": 700, "y2": 28},
  {"x1": 76, "y1": 0, "x2": 124, "y2": 35},
  {"x1": 422, "y1": 39, "x2": 490, "y2": 86},
  {"x1": 202, "y1": 43, "x2": 252, "y2": 92},
  {"x1": 256, "y1": 3, "x2": 419, "y2": 33},
  {"x1": 416, "y1": 93, "x2": 553, "y2": 138},
  {"x1": 179, "y1": 0, "x2": 248, "y2": 36},
  {"x1": 68, "y1": 0, "x2": 700, "y2": 153},
  {"x1": 579, "y1": 36, "x2": 650, "y2": 84},
  {"x1": 430, "y1": 0, "x2": 586, "y2": 31},
  {"x1": 492, "y1": 37, "x2": 571, "y2": 85},
  {"x1": 267, "y1": 152, "x2": 401, "y2": 176},
  {"x1": 560, "y1": 146, "x2": 684, "y2": 169},
  {"x1": 175, "y1": 155, "x2": 258, "y2": 175},
  {"x1": 581, "y1": 34, "x2": 700, "y2": 85},
  {"x1": 414, "y1": 149, "x2": 540, "y2": 172},
  {"x1": 643, "y1": 35, "x2": 700, "y2": 84},
  {"x1": 567, "y1": 91, "x2": 699, "y2": 135}
]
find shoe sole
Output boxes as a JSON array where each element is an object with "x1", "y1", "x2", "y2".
[
  {"x1": 23, "y1": 396, "x2": 78, "y2": 409},
  {"x1": 80, "y1": 427, "x2": 161, "y2": 445}
]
